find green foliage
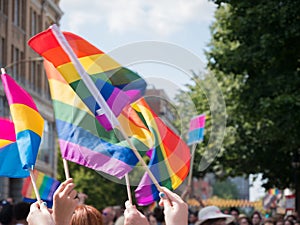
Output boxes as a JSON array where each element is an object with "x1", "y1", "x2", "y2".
[
  {"x1": 177, "y1": 0, "x2": 300, "y2": 190},
  {"x1": 212, "y1": 179, "x2": 239, "y2": 199},
  {"x1": 205, "y1": 0, "x2": 300, "y2": 189}
]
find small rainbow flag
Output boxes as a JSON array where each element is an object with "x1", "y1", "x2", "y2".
[
  {"x1": 1, "y1": 73, "x2": 44, "y2": 170},
  {"x1": 134, "y1": 98, "x2": 191, "y2": 206},
  {"x1": 28, "y1": 25, "x2": 146, "y2": 130},
  {"x1": 22, "y1": 170, "x2": 60, "y2": 205},
  {"x1": 0, "y1": 118, "x2": 29, "y2": 178},
  {"x1": 187, "y1": 114, "x2": 206, "y2": 145}
]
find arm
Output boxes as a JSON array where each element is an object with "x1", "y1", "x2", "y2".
[
  {"x1": 123, "y1": 200, "x2": 150, "y2": 225},
  {"x1": 52, "y1": 178, "x2": 79, "y2": 225},
  {"x1": 159, "y1": 187, "x2": 188, "y2": 225}
]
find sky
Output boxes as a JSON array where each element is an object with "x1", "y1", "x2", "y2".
[
  {"x1": 59, "y1": 0, "x2": 217, "y2": 99},
  {"x1": 58, "y1": 0, "x2": 266, "y2": 201}
]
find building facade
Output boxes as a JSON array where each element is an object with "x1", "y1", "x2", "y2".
[{"x1": 0, "y1": 0, "x2": 63, "y2": 202}]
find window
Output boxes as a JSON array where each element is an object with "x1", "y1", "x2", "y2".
[
  {"x1": 0, "y1": 0, "x2": 7, "y2": 15},
  {"x1": 30, "y1": 8, "x2": 39, "y2": 36},
  {"x1": 0, "y1": 96, "x2": 9, "y2": 117},
  {"x1": 11, "y1": 45, "x2": 20, "y2": 79},
  {"x1": 0, "y1": 38, "x2": 4, "y2": 67},
  {"x1": 12, "y1": 0, "x2": 25, "y2": 29}
]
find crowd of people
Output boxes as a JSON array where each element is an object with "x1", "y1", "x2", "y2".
[{"x1": 0, "y1": 178, "x2": 299, "y2": 225}]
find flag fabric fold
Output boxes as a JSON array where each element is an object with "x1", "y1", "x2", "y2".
[
  {"x1": 28, "y1": 25, "x2": 147, "y2": 130},
  {"x1": 1, "y1": 73, "x2": 44, "y2": 170},
  {"x1": 134, "y1": 98, "x2": 191, "y2": 206},
  {"x1": 187, "y1": 114, "x2": 206, "y2": 145},
  {"x1": 0, "y1": 118, "x2": 29, "y2": 178},
  {"x1": 42, "y1": 60, "x2": 153, "y2": 179},
  {"x1": 22, "y1": 169, "x2": 60, "y2": 207}
]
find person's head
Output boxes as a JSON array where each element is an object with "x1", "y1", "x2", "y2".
[
  {"x1": 286, "y1": 215, "x2": 297, "y2": 223},
  {"x1": 0, "y1": 203, "x2": 14, "y2": 225},
  {"x1": 14, "y1": 202, "x2": 30, "y2": 223},
  {"x1": 145, "y1": 212, "x2": 158, "y2": 225},
  {"x1": 70, "y1": 204, "x2": 103, "y2": 225},
  {"x1": 275, "y1": 219, "x2": 284, "y2": 225},
  {"x1": 251, "y1": 211, "x2": 262, "y2": 225},
  {"x1": 238, "y1": 214, "x2": 251, "y2": 225},
  {"x1": 102, "y1": 206, "x2": 115, "y2": 225},
  {"x1": 284, "y1": 220, "x2": 294, "y2": 225},
  {"x1": 263, "y1": 218, "x2": 275, "y2": 225},
  {"x1": 230, "y1": 207, "x2": 240, "y2": 222},
  {"x1": 189, "y1": 210, "x2": 199, "y2": 224},
  {"x1": 197, "y1": 206, "x2": 234, "y2": 225}
]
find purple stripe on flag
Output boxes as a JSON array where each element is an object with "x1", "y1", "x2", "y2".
[{"x1": 59, "y1": 140, "x2": 132, "y2": 179}]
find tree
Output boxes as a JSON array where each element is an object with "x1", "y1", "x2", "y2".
[
  {"x1": 213, "y1": 179, "x2": 239, "y2": 199},
  {"x1": 205, "y1": 0, "x2": 300, "y2": 189}
]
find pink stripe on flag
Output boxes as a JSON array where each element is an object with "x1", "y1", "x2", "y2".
[
  {"x1": 189, "y1": 114, "x2": 206, "y2": 131},
  {"x1": 59, "y1": 140, "x2": 132, "y2": 179},
  {"x1": 0, "y1": 118, "x2": 16, "y2": 142},
  {"x1": 1, "y1": 74, "x2": 38, "y2": 111}
]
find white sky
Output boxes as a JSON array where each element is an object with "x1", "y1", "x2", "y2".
[{"x1": 58, "y1": 0, "x2": 216, "y2": 99}]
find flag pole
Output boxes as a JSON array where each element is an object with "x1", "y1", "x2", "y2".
[
  {"x1": 125, "y1": 174, "x2": 133, "y2": 204},
  {"x1": 63, "y1": 159, "x2": 70, "y2": 179},
  {"x1": 187, "y1": 143, "x2": 197, "y2": 191},
  {"x1": 50, "y1": 25, "x2": 163, "y2": 195},
  {"x1": 29, "y1": 169, "x2": 42, "y2": 203}
]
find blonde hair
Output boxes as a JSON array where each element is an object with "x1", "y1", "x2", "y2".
[{"x1": 70, "y1": 204, "x2": 103, "y2": 225}]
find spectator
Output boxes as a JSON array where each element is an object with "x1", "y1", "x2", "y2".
[
  {"x1": 196, "y1": 206, "x2": 234, "y2": 225},
  {"x1": 70, "y1": 204, "x2": 103, "y2": 225},
  {"x1": 102, "y1": 206, "x2": 115, "y2": 225},
  {"x1": 14, "y1": 202, "x2": 31, "y2": 225},
  {"x1": 251, "y1": 211, "x2": 262, "y2": 225}
]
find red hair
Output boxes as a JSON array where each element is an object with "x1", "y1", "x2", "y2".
[{"x1": 70, "y1": 204, "x2": 103, "y2": 225}]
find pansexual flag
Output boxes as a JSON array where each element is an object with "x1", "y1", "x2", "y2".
[
  {"x1": 0, "y1": 118, "x2": 29, "y2": 178},
  {"x1": 28, "y1": 25, "x2": 146, "y2": 130},
  {"x1": 22, "y1": 170, "x2": 60, "y2": 206},
  {"x1": 41, "y1": 60, "x2": 153, "y2": 179},
  {"x1": 1, "y1": 73, "x2": 44, "y2": 169},
  {"x1": 187, "y1": 114, "x2": 206, "y2": 145},
  {"x1": 134, "y1": 98, "x2": 190, "y2": 206}
]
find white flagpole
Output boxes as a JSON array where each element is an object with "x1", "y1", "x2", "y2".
[{"x1": 50, "y1": 25, "x2": 163, "y2": 196}]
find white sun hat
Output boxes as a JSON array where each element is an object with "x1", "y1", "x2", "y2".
[{"x1": 197, "y1": 206, "x2": 234, "y2": 225}]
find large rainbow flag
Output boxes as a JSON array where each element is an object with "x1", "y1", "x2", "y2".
[
  {"x1": 38, "y1": 60, "x2": 153, "y2": 178},
  {"x1": 22, "y1": 169, "x2": 60, "y2": 207},
  {"x1": 0, "y1": 118, "x2": 29, "y2": 178},
  {"x1": 28, "y1": 24, "x2": 146, "y2": 130},
  {"x1": 134, "y1": 98, "x2": 191, "y2": 206},
  {"x1": 1, "y1": 73, "x2": 44, "y2": 170}
]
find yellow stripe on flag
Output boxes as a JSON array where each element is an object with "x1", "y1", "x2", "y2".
[{"x1": 10, "y1": 104, "x2": 44, "y2": 135}]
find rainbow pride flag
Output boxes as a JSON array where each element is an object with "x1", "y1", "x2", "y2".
[
  {"x1": 1, "y1": 73, "x2": 44, "y2": 170},
  {"x1": 41, "y1": 60, "x2": 153, "y2": 178},
  {"x1": 134, "y1": 98, "x2": 190, "y2": 206},
  {"x1": 22, "y1": 170, "x2": 60, "y2": 206},
  {"x1": 28, "y1": 25, "x2": 146, "y2": 130},
  {"x1": 187, "y1": 114, "x2": 206, "y2": 145},
  {"x1": 0, "y1": 118, "x2": 29, "y2": 178}
]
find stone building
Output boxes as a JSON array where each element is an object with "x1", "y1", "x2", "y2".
[{"x1": 0, "y1": 0, "x2": 63, "y2": 202}]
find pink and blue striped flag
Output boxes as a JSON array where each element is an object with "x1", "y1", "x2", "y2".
[
  {"x1": 187, "y1": 114, "x2": 206, "y2": 145},
  {"x1": 0, "y1": 117, "x2": 29, "y2": 178},
  {"x1": 22, "y1": 169, "x2": 60, "y2": 207},
  {"x1": 1, "y1": 73, "x2": 44, "y2": 170}
]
